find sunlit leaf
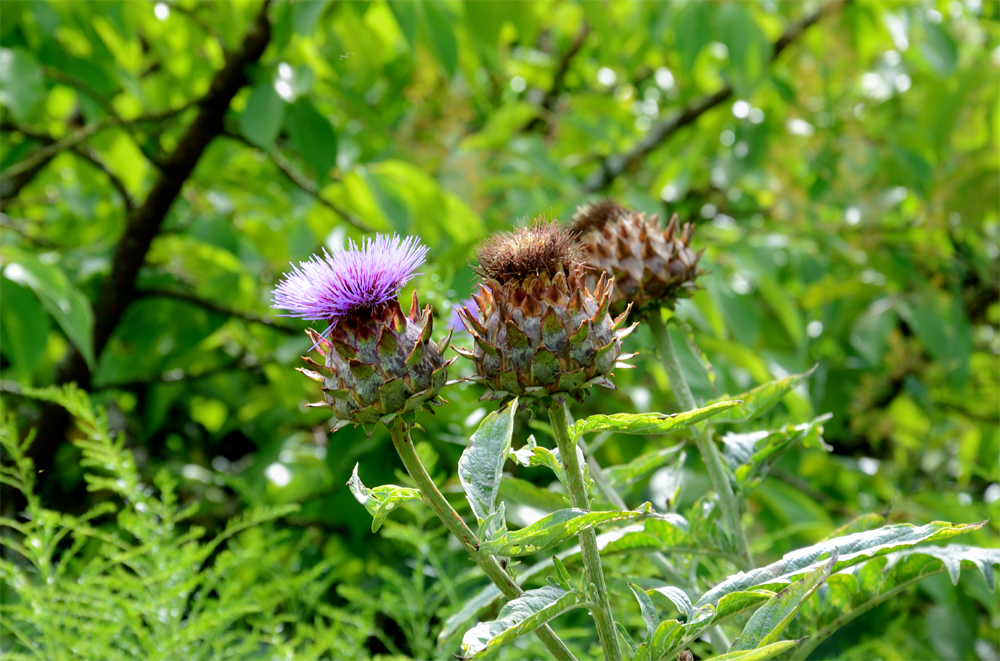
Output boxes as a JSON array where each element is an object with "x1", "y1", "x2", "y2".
[
  {"x1": 696, "y1": 520, "x2": 985, "y2": 608},
  {"x1": 458, "y1": 399, "x2": 517, "y2": 523},
  {"x1": 347, "y1": 463, "x2": 421, "y2": 533},
  {"x1": 703, "y1": 367, "x2": 817, "y2": 425},
  {"x1": 569, "y1": 401, "x2": 742, "y2": 441},
  {"x1": 460, "y1": 586, "x2": 586, "y2": 658}
]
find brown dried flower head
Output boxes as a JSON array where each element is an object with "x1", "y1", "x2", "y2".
[
  {"x1": 572, "y1": 199, "x2": 703, "y2": 315},
  {"x1": 455, "y1": 215, "x2": 636, "y2": 402}
]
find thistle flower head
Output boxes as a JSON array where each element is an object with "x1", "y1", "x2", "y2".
[
  {"x1": 273, "y1": 234, "x2": 449, "y2": 436},
  {"x1": 572, "y1": 199, "x2": 702, "y2": 315},
  {"x1": 271, "y1": 234, "x2": 428, "y2": 325},
  {"x1": 474, "y1": 216, "x2": 583, "y2": 285},
  {"x1": 456, "y1": 214, "x2": 635, "y2": 403}
]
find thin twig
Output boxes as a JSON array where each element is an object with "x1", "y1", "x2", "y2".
[
  {"x1": 137, "y1": 288, "x2": 299, "y2": 335},
  {"x1": 523, "y1": 22, "x2": 591, "y2": 133},
  {"x1": 581, "y1": 2, "x2": 838, "y2": 192},
  {"x1": 222, "y1": 130, "x2": 373, "y2": 232}
]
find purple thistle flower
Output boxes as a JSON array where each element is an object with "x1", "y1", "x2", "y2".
[
  {"x1": 448, "y1": 296, "x2": 479, "y2": 333},
  {"x1": 271, "y1": 234, "x2": 428, "y2": 333}
]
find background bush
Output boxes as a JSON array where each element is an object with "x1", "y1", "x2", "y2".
[{"x1": 1, "y1": 1, "x2": 997, "y2": 659}]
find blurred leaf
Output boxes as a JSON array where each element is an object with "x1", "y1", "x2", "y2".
[
  {"x1": 460, "y1": 586, "x2": 586, "y2": 659},
  {"x1": 387, "y1": 0, "x2": 417, "y2": 48},
  {"x1": 604, "y1": 444, "x2": 685, "y2": 489},
  {"x1": 292, "y1": 0, "x2": 330, "y2": 34},
  {"x1": 0, "y1": 275, "x2": 50, "y2": 382},
  {"x1": 714, "y1": 3, "x2": 769, "y2": 97},
  {"x1": 421, "y1": 1, "x2": 458, "y2": 78},
  {"x1": 459, "y1": 399, "x2": 517, "y2": 523},
  {"x1": 3, "y1": 257, "x2": 94, "y2": 369},
  {"x1": 704, "y1": 641, "x2": 800, "y2": 661},
  {"x1": 285, "y1": 98, "x2": 338, "y2": 180},
  {"x1": 849, "y1": 303, "x2": 896, "y2": 366},
  {"x1": 703, "y1": 367, "x2": 816, "y2": 424},
  {"x1": 921, "y1": 20, "x2": 958, "y2": 75},
  {"x1": 347, "y1": 463, "x2": 422, "y2": 533},
  {"x1": 674, "y1": 1, "x2": 712, "y2": 71},
  {"x1": 240, "y1": 80, "x2": 285, "y2": 148},
  {"x1": 498, "y1": 476, "x2": 569, "y2": 512},
  {"x1": 569, "y1": 401, "x2": 742, "y2": 441},
  {"x1": 0, "y1": 47, "x2": 43, "y2": 122}
]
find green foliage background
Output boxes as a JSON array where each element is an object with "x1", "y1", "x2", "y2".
[{"x1": 0, "y1": 1, "x2": 997, "y2": 659}]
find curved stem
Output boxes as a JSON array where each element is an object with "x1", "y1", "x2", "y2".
[
  {"x1": 388, "y1": 419, "x2": 578, "y2": 661},
  {"x1": 646, "y1": 312, "x2": 753, "y2": 568},
  {"x1": 548, "y1": 401, "x2": 623, "y2": 661}
]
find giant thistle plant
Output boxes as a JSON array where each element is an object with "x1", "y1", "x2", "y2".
[{"x1": 272, "y1": 227, "x2": 995, "y2": 661}]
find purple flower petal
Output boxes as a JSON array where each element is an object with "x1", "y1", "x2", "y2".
[
  {"x1": 448, "y1": 296, "x2": 479, "y2": 333},
  {"x1": 271, "y1": 234, "x2": 428, "y2": 325}
]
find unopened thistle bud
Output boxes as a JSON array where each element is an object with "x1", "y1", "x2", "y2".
[
  {"x1": 272, "y1": 234, "x2": 452, "y2": 436},
  {"x1": 571, "y1": 199, "x2": 703, "y2": 316},
  {"x1": 454, "y1": 217, "x2": 635, "y2": 402}
]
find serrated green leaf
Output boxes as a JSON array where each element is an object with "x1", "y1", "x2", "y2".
[
  {"x1": 347, "y1": 463, "x2": 421, "y2": 533},
  {"x1": 730, "y1": 550, "x2": 837, "y2": 651},
  {"x1": 598, "y1": 516, "x2": 701, "y2": 557},
  {"x1": 789, "y1": 545, "x2": 1000, "y2": 661},
  {"x1": 460, "y1": 586, "x2": 586, "y2": 658},
  {"x1": 459, "y1": 399, "x2": 517, "y2": 523},
  {"x1": 697, "y1": 520, "x2": 985, "y2": 608},
  {"x1": 649, "y1": 586, "x2": 693, "y2": 619},
  {"x1": 604, "y1": 444, "x2": 684, "y2": 489},
  {"x1": 482, "y1": 506, "x2": 659, "y2": 557},
  {"x1": 569, "y1": 401, "x2": 742, "y2": 441},
  {"x1": 703, "y1": 367, "x2": 817, "y2": 425},
  {"x1": 629, "y1": 582, "x2": 659, "y2": 639}
]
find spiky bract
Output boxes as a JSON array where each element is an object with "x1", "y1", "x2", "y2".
[
  {"x1": 571, "y1": 200, "x2": 702, "y2": 315},
  {"x1": 299, "y1": 293, "x2": 453, "y2": 436},
  {"x1": 457, "y1": 218, "x2": 635, "y2": 402}
]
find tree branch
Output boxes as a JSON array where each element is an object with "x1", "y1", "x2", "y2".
[
  {"x1": 137, "y1": 288, "x2": 300, "y2": 335},
  {"x1": 32, "y1": 0, "x2": 275, "y2": 470},
  {"x1": 581, "y1": 2, "x2": 838, "y2": 193},
  {"x1": 222, "y1": 130, "x2": 373, "y2": 233},
  {"x1": 523, "y1": 22, "x2": 591, "y2": 134}
]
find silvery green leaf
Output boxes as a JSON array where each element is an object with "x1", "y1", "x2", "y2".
[
  {"x1": 702, "y1": 366, "x2": 817, "y2": 424},
  {"x1": 649, "y1": 585, "x2": 694, "y2": 619},
  {"x1": 730, "y1": 549, "x2": 838, "y2": 651},
  {"x1": 347, "y1": 463, "x2": 421, "y2": 533},
  {"x1": 569, "y1": 401, "x2": 742, "y2": 441},
  {"x1": 459, "y1": 399, "x2": 518, "y2": 522},
  {"x1": 460, "y1": 586, "x2": 586, "y2": 658},
  {"x1": 481, "y1": 505, "x2": 658, "y2": 557},
  {"x1": 629, "y1": 582, "x2": 660, "y2": 638},
  {"x1": 697, "y1": 520, "x2": 985, "y2": 608},
  {"x1": 788, "y1": 544, "x2": 1000, "y2": 660}
]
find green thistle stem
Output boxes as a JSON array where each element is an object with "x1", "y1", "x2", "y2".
[
  {"x1": 579, "y1": 437, "x2": 687, "y2": 585},
  {"x1": 548, "y1": 401, "x2": 623, "y2": 661},
  {"x1": 389, "y1": 418, "x2": 578, "y2": 661},
  {"x1": 646, "y1": 312, "x2": 754, "y2": 569}
]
